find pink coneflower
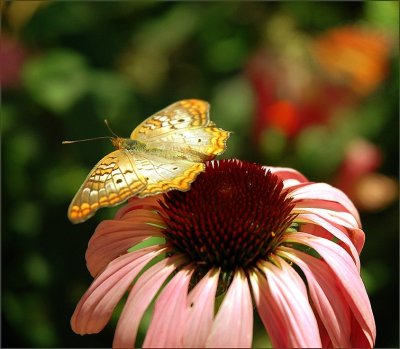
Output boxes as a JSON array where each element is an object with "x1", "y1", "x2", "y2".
[{"x1": 71, "y1": 159, "x2": 376, "y2": 348}]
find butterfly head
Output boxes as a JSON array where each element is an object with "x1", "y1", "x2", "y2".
[{"x1": 111, "y1": 137, "x2": 126, "y2": 149}]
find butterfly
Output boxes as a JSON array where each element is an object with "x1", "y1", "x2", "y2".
[{"x1": 68, "y1": 99, "x2": 230, "y2": 223}]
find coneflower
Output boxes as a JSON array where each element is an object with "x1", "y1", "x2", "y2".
[{"x1": 71, "y1": 159, "x2": 375, "y2": 348}]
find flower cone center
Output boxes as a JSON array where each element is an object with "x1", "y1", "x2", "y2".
[{"x1": 161, "y1": 160, "x2": 295, "y2": 270}]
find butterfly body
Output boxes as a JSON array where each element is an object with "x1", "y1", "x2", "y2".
[
  {"x1": 112, "y1": 137, "x2": 148, "y2": 153},
  {"x1": 68, "y1": 99, "x2": 230, "y2": 223}
]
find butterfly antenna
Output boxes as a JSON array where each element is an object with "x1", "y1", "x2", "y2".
[
  {"x1": 62, "y1": 136, "x2": 112, "y2": 144},
  {"x1": 62, "y1": 120, "x2": 120, "y2": 145},
  {"x1": 104, "y1": 119, "x2": 120, "y2": 138}
]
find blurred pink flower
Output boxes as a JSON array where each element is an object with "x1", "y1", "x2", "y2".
[
  {"x1": 71, "y1": 159, "x2": 375, "y2": 348},
  {"x1": 334, "y1": 139, "x2": 398, "y2": 211},
  {"x1": 0, "y1": 34, "x2": 27, "y2": 89},
  {"x1": 334, "y1": 139, "x2": 382, "y2": 197}
]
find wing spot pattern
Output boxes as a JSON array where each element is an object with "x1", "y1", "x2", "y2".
[
  {"x1": 69, "y1": 152, "x2": 147, "y2": 222},
  {"x1": 136, "y1": 100, "x2": 209, "y2": 138}
]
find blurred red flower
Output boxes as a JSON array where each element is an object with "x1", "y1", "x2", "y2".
[{"x1": 246, "y1": 25, "x2": 391, "y2": 143}]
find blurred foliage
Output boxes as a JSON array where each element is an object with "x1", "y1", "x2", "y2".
[{"x1": 1, "y1": 2, "x2": 398, "y2": 348}]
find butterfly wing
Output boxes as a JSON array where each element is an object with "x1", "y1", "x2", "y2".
[
  {"x1": 133, "y1": 152, "x2": 206, "y2": 198},
  {"x1": 68, "y1": 150, "x2": 147, "y2": 223},
  {"x1": 131, "y1": 99, "x2": 230, "y2": 161},
  {"x1": 131, "y1": 99, "x2": 210, "y2": 139}
]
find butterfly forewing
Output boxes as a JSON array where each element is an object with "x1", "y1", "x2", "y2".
[
  {"x1": 68, "y1": 150, "x2": 146, "y2": 223},
  {"x1": 130, "y1": 99, "x2": 210, "y2": 140},
  {"x1": 130, "y1": 99, "x2": 230, "y2": 161}
]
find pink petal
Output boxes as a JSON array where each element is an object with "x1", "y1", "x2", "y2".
[
  {"x1": 347, "y1": 227, "x2": 366, "y2": 255},
  {"x1": 113, "y1": 255, "x2": 186, "y2": 348},
  {"x1": 71, "y1": 245, "x2": 165, "y2": 335},
  {"x1": 285, "y1": 232, "x2": 376, "y2": 347},
  {"x1": 183, "y1": 268, "x2": 220, "y2": 348},
  {"x1": 251, "y1": 260, "x2": 322, "y2": 348},
  {"x1": 350, "y1": 314, "x2": 374, "y2": 348},
  {"x1": 294, "y1": 207, "x2": 359, "y2": 229},
  {"x1": 268, "y1": 254, "x2": 309, "y2": 296},
  {"x1": 292, "y1": 207, "x2": 365, "y2": 253},
  {"x1": 114, "y1": 195, "x2": 164, "y2": 220},
  {"x1": 294, "y1": 213, "x2": 361, "y2": 269},
  {"x1": 278, "y1": 247, "x2": 352, "y2": 347},
  {"x1": 289, "y1": 182, "x2": 361, "y2": 227},
  {"x1": 250, "y1": 269, "x2": 288, "y2": 347},
  {"x1": 315, "y1": 310, "x2": 334, "y2": 347},
  {"x1": 86, "y1": 213, "x2": 165, "y2": 277},
  {"x1": 142, "y1": 267, "x2": 194, "y2": 348},
  {"x1": 264, "y1": 166, "x2": 309, "y2": 183},
  {"x1": 206, "y1": 269, "x2": 253, "y2": 348}
]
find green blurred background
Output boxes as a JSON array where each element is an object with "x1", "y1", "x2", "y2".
[{"x1": 1, "y1": 2, "x2": 398, "y2": 347}]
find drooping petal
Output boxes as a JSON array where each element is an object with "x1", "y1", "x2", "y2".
[
  {"x1": 86, "y1": 213, "x2": 165, "y2": 277},
  {"x1": 294, "y1": 207, "x2": 359, "y2": 229},
  {"x1": 142, "y1": 267, "x2": 194, "y2": 348},
  {"x1": 350, "y1": 313, "x2": 375, "y2": 348},
  {"x1": 292, "y1": 207, "x2": 365, "y2": 253},
  {"x1": 250, "y1": 269, "x2": 288, "y2": 348},
  {"x1": 113, "y1": 255, "x2": 186, "y2": 348},
  {"x1": 285, "y1": 232, "x2": 376, "y2": 347},
  {"x1": 206, "y1": 269, "x2": 253, "y2": 348},
  {"x1": 289, "y1": 182, "x2": 361, "y2": 226},
  {"x1": 346, "y1": 227, "x2": 365, "y2": 255},
  {"x1": 314, "y1": 309, "x2": 334, "y2": 347},
  {"x1": 278, "y1": 247, "x2": 352, "y2": 348},
  {"x1": 71, "y1": 245, "x2": 165, "y2": 335},
  {"x1": 251, "y1": 259, "x2": 322, "y2": 348},
  {"x1": 298, "y1": 183, "x2": 361, "y2": 223},
  {"x1": 294, "y1": 212, "x2": 361, "y2": 269},
  {"x1": 183, "y1": 268, "x2": 220, "y2": 348}
]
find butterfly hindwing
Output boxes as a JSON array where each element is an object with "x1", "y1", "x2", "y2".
[
  {"x1": 144, "y1": 127, "x2": 230, "y2": 161},
  {"x1": 68, "y1": 150, "x2": 146, "y2": 223},
  {"x1": 132, "y1": 152, "x2": 206, "y2": 198}
]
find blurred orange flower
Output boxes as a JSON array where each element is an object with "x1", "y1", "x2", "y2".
[{"x1": 312, "y1": 26, "x2": 391, "y2": 97}]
